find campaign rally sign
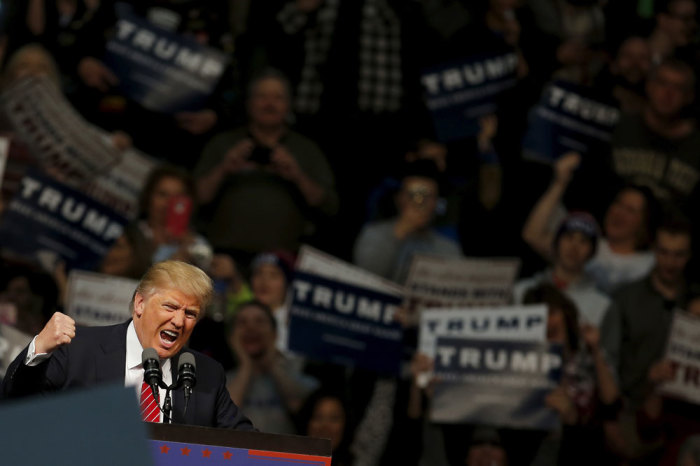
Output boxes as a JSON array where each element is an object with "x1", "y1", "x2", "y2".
[
  {"x1": 522, "y1": 80, "x2": 620, "y2": 163},
  {"x1": 288, "y1": 271, "x2": 403, "y2": 374},
  {"x1": 104, "y1": 4, "x2": 230, "y2": 113},
  {"x1": 421, "y1": 50, "x2": 518, "y2": 142},
  {"x1": 660, "y1": 311, "x2": 700, "y2": 405},
  {"x1": 0, "y1": 76, "x2": 121, "y2": 186},
  {"x1": 418, "y1": 305, "x2": 548, "y2": 358},
  {"x1": 0, "y1": 323, "x2": 32, "y2": 377},
  {"x1": 0, "y1": 76, "x2": 155, "y2": 219},
  {"x1": 431, "y1": 337, "x2": 562, "y2": 429},
  {"x1": 0, "y1": 171, "x2": 127, "y2": 270},
  {"x1": 405, "y1": 255, "x2": 520, "y2": 309},
  {"x1": 82, "y1": 138, "x2": 157, "y2": 219},
  {"x1": 296, "y1": 245, "x2": 403, "y2": 297},
  {"x1": 65, "y1": 270, "x2": 139, "y2": 326}
]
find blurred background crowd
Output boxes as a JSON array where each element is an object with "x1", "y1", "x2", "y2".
[{"x1": 2, "y1": 0, "x2": 700, "y2": 465}]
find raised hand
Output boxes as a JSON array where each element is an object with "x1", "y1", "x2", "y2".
[
  {"x1": 268, "y1": 146, "x2": 303, "y2": 182},
  {"x1": 221, "y1": 139, "x2": 255, "y2": 174},
  {"x1": 175, "y1": 110, "x2": 218, "y2": 135},
  {"x1": 580, "y1": 323, "x2": 600, "y2": 350},
  {"x1": 77, "y1": 57, "x2": 118, "y2": 92},
  {"x1": 553, "y1": 152, "x2": 581, "y2": 185},
  {"x1": 296, "y1": 0, "x2": 324, "y2": 12},
  {"x1": 35, "y1": 312, "x2": 76, "y2": 354},
  {"x1": 648, "y1": 359, "x2": 675, "y2": 384},
  {"x1": 546, "y1": 385, "x2": 577, "y2": 424}
]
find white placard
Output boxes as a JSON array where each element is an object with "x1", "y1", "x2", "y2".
[
  {"x1": 406, "y1": 254, "x2": 520, "y2": 308},
  {"x1": 65, "y1": 270, "x2": 139, "y2": 326},
  {"x1": 1, "y1": 76, "x2": 121, "y2": 186},
  {"x1": 296, "y1": 245, "x2": 404, "y2": 297},
  {"x1": 0, "y1": 323, "x2": 32, "y2": 377},
  {"x1": 83, "y1": 134, "x2": 157, "y2": 219},
  {"x1": 660, "y1": 311, "x2": 700, "y2": 405},
  {"x1": 418, "y1": 305, "x2": 548, "y2": 358}
]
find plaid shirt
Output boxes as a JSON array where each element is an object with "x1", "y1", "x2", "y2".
[{"x1": 277, "y1": 0, "x2": 403, "y2": 115}]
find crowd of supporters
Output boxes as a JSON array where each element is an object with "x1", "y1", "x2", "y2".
[{"x1": 2, "y1": 0, "x2": 700, "y2": 465}]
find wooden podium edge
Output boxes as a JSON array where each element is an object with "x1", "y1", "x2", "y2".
[{"x1": 148, "y1": 423, "x2": 333, "y2": 457}]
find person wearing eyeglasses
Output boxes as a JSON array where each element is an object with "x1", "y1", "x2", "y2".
[{"x1": 353, "y1": 159, "x2": 462, "y2": 284}]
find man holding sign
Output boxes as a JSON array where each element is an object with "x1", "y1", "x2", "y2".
[
  {"x1": 1, "y1": 260, "x2": 254, "y2": 429},
  {"x1": 602, "y1": 218, "x2": 693, "y2": 409},
  {"x1": 66, "y1": 1, "x2": 235, "y2": 168}
]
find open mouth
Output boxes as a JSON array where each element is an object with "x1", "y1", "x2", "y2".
[
  {"x1": 241, "y1": 335, "x2": 265, "y2": 353},
  {"x1": 160, "y1": 330, "x2": 179, "y2": 345}
]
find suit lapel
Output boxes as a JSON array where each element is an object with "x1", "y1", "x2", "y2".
[{"x1": 96, "y1": 321, "x2": 129, "y2": 384}]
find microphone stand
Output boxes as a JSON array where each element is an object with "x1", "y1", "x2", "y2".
[
  {"x1": 162, "y1": 379, "x2": 183, "y2": 424},
  {"x1": 153, "y1": 379, "x2": 173, "y2": 424},
  {"x1": 161, "y1": 355, "x2": 196, "y2": 423},
  {"x1": 163, "y1": 386, "x2": 173, "y2": 424}
]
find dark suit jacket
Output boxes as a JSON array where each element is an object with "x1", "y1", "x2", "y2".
[{"x1": 0, "y1": 321, "x2": 253, "y2": 430}]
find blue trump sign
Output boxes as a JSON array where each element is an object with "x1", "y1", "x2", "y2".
[
  {"x1": 421, "y1": 50, "x2": 518, "y2": 142},
  {"x1": 430, "y1": 337, "x2": 563, "y2": 430},
  {"x1": 0, "y1": 171, "x2": 127, "y2": 271},
  {"x1": 103, "y1": 4, "x2": 229, "y2": 113},
  {"x1": 522, "y1": 81, "x2": 620, "y2": 163},
  {"x1": 288, "y1": 271, "x2": 404, "y2": 375}
]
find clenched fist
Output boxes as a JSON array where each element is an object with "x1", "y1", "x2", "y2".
[{"x1": 35, "y1": 312, "x2": 76, "y2": 354}]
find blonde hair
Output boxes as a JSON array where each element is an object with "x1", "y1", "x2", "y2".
[{"x1": 133, "y1": 261, "x2": 213, "y2": 310}]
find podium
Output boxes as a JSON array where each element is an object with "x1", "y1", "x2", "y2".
[
  {"x1": 0, "y1": 383, "x2": 331, "y2": 466},
  {"x1": 148, "y1": 423, "x2": 333, "y2": 466}
]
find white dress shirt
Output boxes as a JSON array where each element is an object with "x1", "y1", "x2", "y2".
[{"x1": 125, "y1": 321, "x2": 172, "y2": 422}]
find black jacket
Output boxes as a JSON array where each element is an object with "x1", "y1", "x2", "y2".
[{"x1": 1, "y1": 320, "x2": 254, "y2": 430}]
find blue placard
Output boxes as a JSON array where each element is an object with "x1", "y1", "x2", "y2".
[
  {"x1": 288, "y1": 271, "x2": 404, "y2": 375},
  {"x1": 522, "y1": 81, "x2": 620, "y2": 163},
  {"x1": 421, "y1": 50, "x2": 518, "y2": 142},
  {"x1": 103, "y1": 3, "x2": 230, "y2": 113},
  {"x1": 0, "y1": 171, "x2": 127, "y2": 270},
  {"x1": 430, "y1": 337, "x2": 563, "y2": 430}
]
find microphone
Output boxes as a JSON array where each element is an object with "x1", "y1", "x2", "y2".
[
  {"x1": 142, "y1": 348, "x2": 162, "y2": 403},
  {"x1": 178, "y1": 352, "x2": 196, "y2": 415}
]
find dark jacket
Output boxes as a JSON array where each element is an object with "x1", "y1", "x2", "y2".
[{"x1": 1, "y1": 320, "x2": 254, "y2": 430}]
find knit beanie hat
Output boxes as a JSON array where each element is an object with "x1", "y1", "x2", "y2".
[
  {"x1": 553, "y1": 211, "x2": 600, "y2": 258},
  {"x1": 250, "y1": 251, "x2": 295, "y2": 283}
]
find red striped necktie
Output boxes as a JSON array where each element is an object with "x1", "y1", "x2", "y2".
[{"x1": 140, "y1": 381, "x2": 160, "y2": 423}]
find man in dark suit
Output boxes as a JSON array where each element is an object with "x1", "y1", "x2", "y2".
[{"x1": 1, "y1": 260, "x2": 253, "y2": 430}]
